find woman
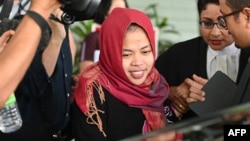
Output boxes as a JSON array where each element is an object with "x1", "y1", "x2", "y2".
[
  {"x1": 156, "y1": 0, "x2": 250, "y2": 120},
  {"x1": 71, "y1": 8, "x2": 176, "y2": 141}
]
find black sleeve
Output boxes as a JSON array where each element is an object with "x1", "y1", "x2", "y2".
[
  {"x1": 155, "y1": 45, "x2": 180, "y2": 86},
  {"x1": 164, "y1": 99, "x2": 179, "y2": 124}
]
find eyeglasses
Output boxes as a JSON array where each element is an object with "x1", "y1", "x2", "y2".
[
  {"x1": 199, "y1": 21, "x2": 225, "y2": 29},
  {"x1": 217, "y1": 9, "x2": 243, "y2": 28}
]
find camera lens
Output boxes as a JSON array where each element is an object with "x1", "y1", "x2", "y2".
[{"x1": 61, "y1": 12, "x2": 75, "y2": 25}]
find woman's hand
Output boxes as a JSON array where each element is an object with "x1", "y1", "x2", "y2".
[
  {"x1": 168, "y1": 74, "x2": 208, "y2": 116},
  {"x1": 185, "y1": 74, "x2": 207, "y2": 103},
  {"x1": 169, "y1": 83, "x2": 190, "y2": 114}
]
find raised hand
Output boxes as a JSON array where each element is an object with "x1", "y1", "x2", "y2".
[{"x1": 185, "y1": 74, "x2": 207, "y2": 103}]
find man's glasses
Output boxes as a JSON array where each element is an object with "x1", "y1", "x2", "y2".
[
  {"x1": 200, "y1": 21, "x2": 225, "y2": 29},
  {"x1": 217, "y1": 9, "x2": 243, "y2": 28}
]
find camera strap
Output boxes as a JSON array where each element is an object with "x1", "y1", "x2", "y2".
[{"x1": 0, "y1": 0, "x2": 13, "y2": 21}]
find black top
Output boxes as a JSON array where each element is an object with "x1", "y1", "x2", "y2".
[
  {"x1": 15, "y1": 36, "x2": 73, "y2": 132},
  {"x1": 234, "y1": 61, "x2": 250, "y2": 104},
  {"x1": 71, "y1": 87, "x2": 145, "y2": 141},
  {"x1": 155, "y1": 36, "x2": 250, "y2": 120}
]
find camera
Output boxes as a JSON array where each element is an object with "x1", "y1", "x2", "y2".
[
  {"x1": 60, "y1": 0, "x2": 100, "y2": 24},
  {"x1": 0, "y1": 0, "x2": 100, "y2": 24}
]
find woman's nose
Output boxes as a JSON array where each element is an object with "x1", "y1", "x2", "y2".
[
  {"x1": 131, "y1": 54, "x2": 143, "y2": 66},
  {"x1": 210, "y1": 25, "x2": 222, "y2": 37}
]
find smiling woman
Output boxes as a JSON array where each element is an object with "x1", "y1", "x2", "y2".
[
  {"x1": 122, "y1": 24, "x2": 154, "y2": 85},
  {"x1": 70, "y1": 8, "x2": 178, "y2": 141}
]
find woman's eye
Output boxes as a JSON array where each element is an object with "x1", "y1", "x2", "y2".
[
  {"x1": 122, "y1": 53, "x2": 131, "y2": 57},
  {"x1": 200, "y1": 21, "x2": 213, "y2": 27},
  {"x1": 142, "y1": 50, "x2": 152, "y2": 55},
  {"x1": 204, "y1": 22, "x2": 213, "y2": 26}
]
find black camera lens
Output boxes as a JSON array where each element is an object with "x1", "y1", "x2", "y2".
[
  {"x1": 61, "y1": 0, "x2": 100, "y2": 22},
  {"x1": 61, "y1": 12, "x2": 75, "y2": 25}
]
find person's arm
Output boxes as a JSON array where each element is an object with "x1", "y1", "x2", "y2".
[
  {"x1": 42, "y1": 8, "x2": 76, "y2": 77},
  {"x1": 69, "y1": 30, "x2": 77, "y2": 65},
  {"x1": 42, "y1": 8, "x2": 66, "y2": 77},
  {"x1": 0, "y1": 0, "x2": 62, "y2": 108},
  {"x1": 167, "y1": 75, "x2": 207, "y2": 118}
]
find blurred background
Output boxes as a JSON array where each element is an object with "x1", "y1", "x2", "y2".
[
  {"x1": 70, "y1": 0, "x2": 200, "y2": 73},
  {"x1": 127, "y1": 0, "x2": 199, "y2": 44}
]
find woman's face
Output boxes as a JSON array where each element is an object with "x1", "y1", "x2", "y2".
[
  {"x1": 200, "y1": 3, "x2": 234, "y2": 50},
  {"x1": 107, "y1": 0, "x2": 127, "y2": 15},
  {"x1": 122, "y1": 27, "x2": 154, "y2": 85}
]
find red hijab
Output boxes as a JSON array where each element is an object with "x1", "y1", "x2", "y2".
[{"x1": 74, "y1": 8, "x2": 169, "y2": 135}]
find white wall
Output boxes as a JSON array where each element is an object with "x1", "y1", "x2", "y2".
[{"x1": 127, "y1": 0, "x2": 200, "y2": 44}]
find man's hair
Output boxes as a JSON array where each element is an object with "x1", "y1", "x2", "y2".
[
  {"x1": 197, "y1": 0, "x2": 219, "y2": 15},
  {"x1": 226, "y1": 0, "x2": 250, "y2": 11},
  {"x1": 0, "y1": 16, "x2": 50, "y2": 51}
]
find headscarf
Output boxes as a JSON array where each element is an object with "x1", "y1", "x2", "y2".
[{"x1": 74, "y1": 8, "x2": 169, "y2": 136}]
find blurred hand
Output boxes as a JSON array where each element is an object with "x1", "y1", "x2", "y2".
[
  {"x1": 30, "y1": 0, "x2": 62, "y2": 10},
  {"x1": 168, "y1": 74, "x2": 208, "y2": 115},
  {"x1": 49, "y1": 8, "x2": 66, "y2": 40},
  {"x1": 185, "y1": 74, "x2": 207, "y2": 103},
  {"x1": 169, "y1": 83, "x2": 189, "y2": 114},
  {"x1": 29, "y1": 0, "x2": 62, "y2": 19},
  {"x1": 0, "y1": 30, "x2": 15, "y2": 53}
]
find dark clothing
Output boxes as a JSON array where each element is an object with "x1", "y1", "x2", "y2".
[
  {"x1": 80, "y1": 30, "x2": 100, "y2": 61},
  {"x1": 71, "y1": 87, "x2": 145, "y2": 141},
  {"x1": 234, "y1": 60, "x2": 250, "y2": 104},
  {"x1": 0, "y1": 124, "x2": 52, "y2": 141},
  {"x1": 16, "y1": 37, "x2": 72, "y2": 132},
  {"x1": 0, "y1": 37, "x2": 73, "y2": 141},
  {"x1": 155, "y1": 36, "x2": 250, "y2": 120}
]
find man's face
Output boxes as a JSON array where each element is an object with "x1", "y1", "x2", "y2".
[{"x1": 219, "y1": 0, "x2": 250, "y2": 48}]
